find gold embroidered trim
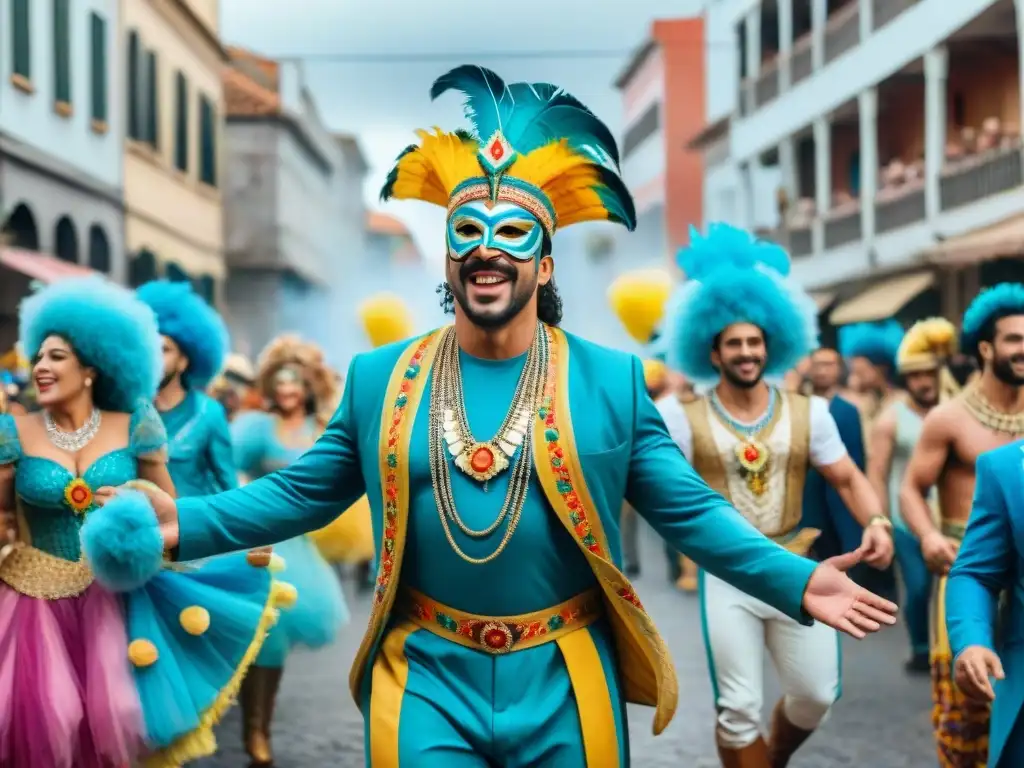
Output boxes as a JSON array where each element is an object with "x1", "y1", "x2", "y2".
[
  {"x1": 0, "y1": 543, "x2": 93, "y2": 599},
  {"x1": 446, "y1": 182, "x2": 556, "y2": 234}
]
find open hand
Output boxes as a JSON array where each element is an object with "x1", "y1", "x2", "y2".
[
  {"x1": 860, "y1": 524, "x2": 894, "y2": 569},
  {"x1": 96, "y1": 482, "x2": 180, "y2": 551},
  {"x1": 955, "y1": 646, "x2": 1004, "y2": 702},
  {"x1": 803, "y1": 549, "x2": 898, "y2": 638},
  {"x1": 920, "y1": 530, "x2": 959, "y2": 575}
]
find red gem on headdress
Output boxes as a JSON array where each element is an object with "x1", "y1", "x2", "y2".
[
  {"x1": 489, "y1": 139, "x2": 504, "y2": 160},
  {"x1": 470, "y1": 446, "x2": 495, "y2": 473}
]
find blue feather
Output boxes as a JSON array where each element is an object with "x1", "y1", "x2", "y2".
[
  {"x1": 837, "y1": 321, "x2": 903, "y2": 365},
  {"x1": 962, "y1": 282, "x2": 1024, "y2": 353},
  {"x1": 430, "y1": 66, "x2": 621, "y2": 167},
  {"x1": 677, "y1": 223, "x2": 791, "y2": 280}
]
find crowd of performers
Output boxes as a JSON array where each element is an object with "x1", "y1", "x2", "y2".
[
  {"x1": 608, "y1": 248, "x2": 1024, "y2": 766},
  {"x1": 0, "y1": 280, "x2": 412, "y2": 767},
  {"x1": 0, "y1": 60, "x2": 1020, "y2": 768}
]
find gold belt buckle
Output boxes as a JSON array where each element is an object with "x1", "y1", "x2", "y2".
[{"x1": 478, "y1": 621, "x2": 515, "y2": 653}]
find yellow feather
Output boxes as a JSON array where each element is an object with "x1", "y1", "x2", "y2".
[
  {"x1": 897, "y1": 317, "x2": 958, "y2": 371},
  {"x1": 607, "y1": 269, "x2": 674, "y2": 343},
  {"x1": 388, "y1": 129, "x2": 481, "y2": 208},
  {"x1": 358, "y1": 293, "x2": 414, "y2": 348}
]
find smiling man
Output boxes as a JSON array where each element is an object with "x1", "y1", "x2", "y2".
[
  {"x1": 116, "y1": 67, "x2": 897, "y2": 767},
  {"x1": 656, "y1": 224, "x2": 894, "y2": 767},
  {"x1": 900, "y1": 284, "x2": 1024, "y2": 768}
]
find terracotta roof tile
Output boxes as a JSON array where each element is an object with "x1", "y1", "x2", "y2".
[
  {"x1": 366, "y1": 211, "x2": 410, "y2": 236},
  {"x1": 223, "y1": 66, "x2": 279, "y2": 117}
]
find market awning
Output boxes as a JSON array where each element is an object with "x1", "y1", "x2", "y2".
[
  {"x1": 924, "y1": 213, "x2": 1024, "y2": 265},
  {"x1": 808, "y1": 291, "x2": 836, "y2": 312},
  {"x1": 0, "y1": 247, "x2": 96, "y2": 283},
  {"x1": 829, "y1": 271, "x2": 934, "y2": 325}
]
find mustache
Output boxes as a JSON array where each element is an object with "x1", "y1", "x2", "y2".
[
  {"x1": 459, "y1": 258, "x2": 517, "y2": 283},
  {"x1": 730, "y1": 357, "x2": 764, "y2": 366}
]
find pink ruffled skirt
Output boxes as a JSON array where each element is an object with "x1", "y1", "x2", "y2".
[{"x1": 0, "y1": 582, "x2": 144, "y2": 768}]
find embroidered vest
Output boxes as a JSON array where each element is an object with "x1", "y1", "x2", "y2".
[
  {"x1": 347, "y1": 326, "x2": 678, "y2": 735},
  {"x1": 682, "y1": 392, "x2": 811, "y2": 541}
]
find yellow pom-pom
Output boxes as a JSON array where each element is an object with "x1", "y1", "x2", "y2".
[
  {"x1": 179, "y1": 605, "x2": 211, "y2": 636},
  {"x1": 607, "y1": 269, "x2": 673, "y2": 344},
  {"x1": 268, "y1": 553, "x2": 286, "y2": 573},
  {"x1": 128, "y1": 638, "x2": 159, "y2": 667},
  {"x1": 273, "y1": 581, "x2": 298, "y2": 608}
]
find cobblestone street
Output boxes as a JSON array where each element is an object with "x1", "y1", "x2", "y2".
[{"x1": 199, "y1": 549, "x2": 936, "y2": 767}]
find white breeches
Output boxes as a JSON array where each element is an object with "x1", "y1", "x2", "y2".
[{"x1": 700, "y1": 571, "x2": 842, "y2": 748}]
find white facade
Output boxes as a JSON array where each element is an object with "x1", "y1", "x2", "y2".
[
  {"x1": 712, "y1": 0, "x2": 1024, "y2": 301},
  {"x1": 0, "y1": 0, "x2": 124, "y2": 274}
]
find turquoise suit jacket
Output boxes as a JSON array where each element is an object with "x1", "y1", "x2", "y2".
[
  {"x1": 175, "y1": 328, "x2": 819, "y2": 729},
  {"x1": 162, "y1": 390, "x2": 237, "y2": 497},
  {"x1": 947, "y1": 442, "x2": 1024, "y2": 767}
]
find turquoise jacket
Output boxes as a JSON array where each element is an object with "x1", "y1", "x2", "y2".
[
  {"x1": 947, "y1": 442, "x2": 1024, "y2": 767},
  {"x1": 176, "y1": 327, "x2": 818, "y2": 732},
  {"x1": 162, "y1": 390, "x2": 237, "y2": 498}
]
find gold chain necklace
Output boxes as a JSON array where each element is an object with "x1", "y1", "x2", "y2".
[
  {"x1": 441, "y1": 331, "x2": 536, "y2": 484},
  {"x1": 428, "y1": 325, "x2": 548, "y2": 564},
  {"x1": 962, "y1": 383, "x2": 1024, "y2": 435}
]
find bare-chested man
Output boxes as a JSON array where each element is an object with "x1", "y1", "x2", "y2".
[
  {"x1": 868, "y1": 319, "x2": 957, "y2": 675},
  {"x1": 901, "y1": 286, "x2": 1024, "y2": 768}
]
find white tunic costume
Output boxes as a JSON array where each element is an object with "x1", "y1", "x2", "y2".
[{"x1": 657, "y1": 390, "x2": 847, "y2": 749}]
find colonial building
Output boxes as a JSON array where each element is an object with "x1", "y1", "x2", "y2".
[
  {"x1": 222, "y1": 48, "x2": 370, "y2": 358},
  {"x1": 701, "y1": 0, "x2": 1024, "y2": 329},
  {"x1": 0, "y1": 0, "x2": 123, "y2": 351},
  {"x1": 122, "y1": 0, "x2": 226, "y2": 302}
]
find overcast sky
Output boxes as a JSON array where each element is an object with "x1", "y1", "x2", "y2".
[{"x1": 220, "y1": 0, "x2": 701, "y2": 259}]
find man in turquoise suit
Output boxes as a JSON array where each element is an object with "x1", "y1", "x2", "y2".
[
  {"x1": 137, "y1": 280, "x2": 237, "y2": 496},
  {"x1": 126, "y1": 67, "x2": 897, "y2": 767},
  {"x1": 944, "y1": 284, "x2": 1024, "y2": 768}
]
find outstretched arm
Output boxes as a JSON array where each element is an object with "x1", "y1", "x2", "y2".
[
  {"x1": 629, "y1": 362, "x2": 816, "y2": 624},
  {"x1": 947, "y1": 451, "x2": 1013, "y2": 657},
  {"x1": 175, "y1": 358, "x2": 366, "y2": 560}
]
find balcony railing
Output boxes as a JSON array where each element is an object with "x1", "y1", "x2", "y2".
[
  {"x1": 824, "y1": 208, "x2": 861, "y2": 248},
  {"x1": 790, "y1": 38, "x2": 812, "y2": 86},
  {"x1": 872, "y1": 0, "x2": 918, "y2": 31},
  {"x1": 940, "y1": 144, "x2": 1024, "y2": 212},
  {"x1": 824, "y1": 3, "x2": 860, "y2": 64},
  {"x1": 755, "y1": 62, "x2": 780, "y2": 108},
  {"x1": 875, "y1": 185, "x2": 926, "y2": 234},
  {"x1": 739, "y1": 79, "x2": 754, "y2": 117}
]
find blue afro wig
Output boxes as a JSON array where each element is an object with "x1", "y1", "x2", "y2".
[
  {"x1": 666, "y1": 223, "x2": 819, "y2": 384},
  {"x1": 20, "y1": 276, "x2": 162, "y2": 413},
  {"x1": 961, "y1": 282, "x2": 1024, "y2": 355},
  {"x1": 136, "y1": 280, "x2": 229, "y2": 389},
  {"x1": 837, "y1": 320, "x2": 903, "y2": 367}
]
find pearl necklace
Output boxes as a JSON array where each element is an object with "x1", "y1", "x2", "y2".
[{"x1": 45, "y1": 408, "x2": 101, "y2": 452}]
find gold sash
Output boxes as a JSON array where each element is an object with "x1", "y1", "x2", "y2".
[{"x1": 348, "y1": 326, "x2": 679, "y2": 735}]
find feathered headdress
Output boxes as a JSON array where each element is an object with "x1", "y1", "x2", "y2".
[
  {"x1": 381, "y1": 65, "x2": 636, "y2": 236},
  {"x1": 961, "y1": 282, "x2": 1024, "y2": 354},
  {"x1": 897, "y1": 318, "x2": 957, "y2": 373},
  {"x1": 358, "y1": 293, "x2": 415, "y2": 349},
  {"x1": 136, "y1": 280, "x2": 229, "y2": 390},
  {"x1": 837, "y1": 321, "x2": 903, "y2": 368},
  {"x1": 257, "y1": 335, "x2": 339, "y2": 425},
  {"x1": 666, "y1": 223, "x2": 818, "y2": 384}
]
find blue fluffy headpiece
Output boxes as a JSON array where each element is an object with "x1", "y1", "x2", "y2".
[
  {"x1": 837, "y1": 320, "x2": 903, "y2": 367},
  {"x1": 666, "y1": 223, "x2": 819, "y2": 384},
  {"x1": 20, "y1": 277, "x2": 162, "y2": 413},
  {"x1": 136, "y1": 280, "x2": 229, "y2": 389},
  {"x1": 961, "y1": 282, "x2": 1024, "y2": 354}
]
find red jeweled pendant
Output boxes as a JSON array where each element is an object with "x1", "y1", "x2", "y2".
[
  {"x1": 743, "y1": 446, "x2": 760, "y2": 463},
  {"x1": 489, "y1": 139, "x2": 504, "y2": 160},
  {"x1": 471, "y1": 446, "x2": 495, "y2": 473}
]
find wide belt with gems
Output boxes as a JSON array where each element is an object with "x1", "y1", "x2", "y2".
[{"x1": 399, "y1": 587, "x2": 603, "y2": 654}]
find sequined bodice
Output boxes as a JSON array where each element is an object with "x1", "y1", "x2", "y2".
[{"x1": 15, "y1": 449, "x2": 138, "y2": 561}]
